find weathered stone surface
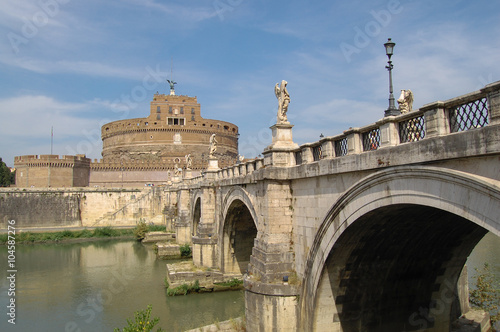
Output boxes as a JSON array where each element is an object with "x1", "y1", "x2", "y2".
[{"x1": 142, "y1": 231, "x2": 175, "y2": 244}]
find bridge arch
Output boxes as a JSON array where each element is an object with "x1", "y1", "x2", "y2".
[
  {"x1": 300, "y1": 166, "x2": 500, "y2": 331},
  {"x1": 191, "y1": 190, "x2": 203, "y2": 236},
  {"x1": 219, "y1": 186, "x2": 259, "y2": 274}
]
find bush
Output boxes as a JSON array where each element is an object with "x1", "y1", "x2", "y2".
[
  {"x1": 76, "y1": 229, "x2": 93, "y2": 238},
  {"x1": 93, "y1": 226, "x2": 117, "y2": 237},
  {"x1": 470, "y1": 263, "x2": 500, "y2": 325},
  {"x1": 114, "y1": 304, "x2": 164, "y2": 332},
  {"x1": 166, "y1": 280, "x2": 201, "y2": 296},
  {"x1": 61, "y1": 230, "x2": 74, "y2": 238},
  {"x1": 148, "y1": 224, "x2": 166, "y2": 232},
  {"x1": 134, "y1": 222, "x2": 149, "y2": 241},
  {"x1": 180, "y1": 244, "x2": 192, "y2": 257}
]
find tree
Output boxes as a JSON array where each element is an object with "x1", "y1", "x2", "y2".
[{"x1": 0, "y1": 157, "x2": 14, "y2": 187}]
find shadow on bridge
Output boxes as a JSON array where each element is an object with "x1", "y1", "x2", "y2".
[
  {"x1": 302, "y1": 166, "x2": 500, "y2": 332},
  {"x1": 222, "y1": 199, "x2": 257, "y2": 274}
]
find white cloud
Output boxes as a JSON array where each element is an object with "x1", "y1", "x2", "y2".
[{"x1": 0, "y1": 55, "x2": 146, "y2": 80}]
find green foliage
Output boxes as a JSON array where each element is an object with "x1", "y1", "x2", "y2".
[
  {"x1": 0, "y1": 227, "x2": 134, "y2": 245},
  {"x1": 148, "y1": 224, "x2": 166, "y2": 232},
  {"x1": 214, "y1": 278, "x2": 243, "y2": 288},
  {"x1": 0, "y1": 157, "x2": 14, "y2": 187},
  {"x1": 76, "y1": 229, "x2": 93, "y2": 238},
  {"x1": 166, "y1": 280, "x2": 201, "y2": 296},
  {"x1": 134, "y1": 221, "x2": 149, "y2": 241},
  {"x1": 163, "y1": 277, "x2": 169, "y2": 289},
  {"x1": 113, "y1": 304, "x2": 164, "y2": 332},
  {"x1": 470, "y1": 263, "x2": 500, "y2": 325},
  {"x1": 92, "y1": 226, "x2": 117, "y2": 237},
  {"x1": 179, "y1": 243, "x2": 192, "y2": 257}
]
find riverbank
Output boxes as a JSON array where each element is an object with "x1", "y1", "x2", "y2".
[{"x1": 0, "y1": 225, "x2": 166, "y2": 245}]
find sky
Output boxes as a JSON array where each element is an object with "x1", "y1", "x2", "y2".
[{"x1": 0, "y1": 0, "x2": 499, "y2": 167}]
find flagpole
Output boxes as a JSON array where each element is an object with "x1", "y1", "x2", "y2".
[{"x1": 51, "y1": 126, "x2": 53, "y2": 155}]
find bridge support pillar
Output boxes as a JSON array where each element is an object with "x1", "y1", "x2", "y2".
[
  {"x1": 192, "y1": 185, "x2": 218, "y2": 268},
  {"x1": 175, "y1": 188, "x2": 192, "y2": 244},
  {"x1": 244, "y1": 180, "x2": 300, "y2": 331}
]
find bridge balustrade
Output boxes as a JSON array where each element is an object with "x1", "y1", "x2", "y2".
[
  {"x1": 448, "y1": 96, "x2": 489, "y2": 132},
  {"x1": 181, "y1": 81, "x2": 499, "y2": 179},
  {"x1": 361, "y1": 126, "x2": 381, "y2": 151},
  {"x1": 334, "y1": 136, "x2": 348, "y2": 157},
  {"x1": 398, "y1": 113, "x2": 426, "y2": 143},
  {"x1": 312, "y1": 144, "x2": 323, "y2": 161}
]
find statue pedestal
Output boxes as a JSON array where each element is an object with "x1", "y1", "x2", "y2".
[
  {"x1": 263, "y1": 123, "x2": 299, "y2": 167},
  {"x1": 184, "y1": 169, "x2": 193, "y2": 179},
  {"x1": 206, "y1": 157, "x2": 219, "y2": 171}
]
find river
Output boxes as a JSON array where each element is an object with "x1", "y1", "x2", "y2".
[
  {"x1": 0, "y1": 239, "x2": 244, "y2": 331},
  {"x1": 0, "y1": 233, "x2": 498, "y2": 332}
]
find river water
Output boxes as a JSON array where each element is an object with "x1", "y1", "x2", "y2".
[
  {"x1": 0, "y1": 233, "x2": 498, "y2": 332},
  {"x1": 0, "y1": 239, "x2": 244, "y2": 332}
]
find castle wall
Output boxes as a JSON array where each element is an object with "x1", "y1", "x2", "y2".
[
  {"x1": 14, "y1": 155, "x2": 90, "y2": 188},
  {"x1": 0, "y1": 187, "x2": 166, "y2": 229},
  {"x1": 89, "y1": 169, "x2": 201, "y2": 188}
]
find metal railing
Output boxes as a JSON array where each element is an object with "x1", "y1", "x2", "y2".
[
  {"x1": 362, "y1": 128, "x2": 381, "y2": 151},
  {"x1": 334, "y1": 137, "x2": 348, "y2": 157},
  {"x1": 399, "y1": 115, "x2": 426, "y2": 143},
  {"x1": 449, "y1": 97, "x2": 489, "y2": 132}
]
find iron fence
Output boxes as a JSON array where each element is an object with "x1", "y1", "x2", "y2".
[
  {"x1": 362, "y1": 128, "x2": 381, "y2": 151},
  {"x1": 449, "y1": 97, "x2": 489, "y2": 133},
  {"x1": 334, "y1": 137, "x2": 348, "y2": 157},
  {"x1": 399, "y1": 115, "x2": 426, "y2": 143}
]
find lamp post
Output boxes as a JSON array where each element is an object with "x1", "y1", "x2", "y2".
[{"x1": 384, "y1": 38, "x2": 399, "y2": 117}]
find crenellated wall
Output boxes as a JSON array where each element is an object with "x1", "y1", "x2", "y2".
[{"x1": 14, "y1": 154, "x2": 90, "y2": 188}]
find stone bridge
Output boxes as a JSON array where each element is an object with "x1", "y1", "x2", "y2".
[{"x1": 165, "y1": 81, "x2": 500, "y2": 331}]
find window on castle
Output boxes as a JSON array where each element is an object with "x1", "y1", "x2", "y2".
[
  {"x1": 156, "y1": 106, "x2": 161, "y2": 113},
  {"x1": 180, "y1": 107, "x2": 184, "y2": 114},
  {"x1": 191, "y1": 116, "x2": 195, "y2": 121},
  {"x1": 167, "y1": 117, "x2": 185, "y2": 126},
  {"x1": 191, "y1": 108, "x2": 195, "y2": 114},
  {"x1": 169, "y1": 107, "x2": 172, "y2": 114},
  {"x1": 157, "y1": 114, "x2": 161, "y2": 120}
]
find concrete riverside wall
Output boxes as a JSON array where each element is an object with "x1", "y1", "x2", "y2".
[{"x1": 0, "y1": 187, "x2": 166, "y2": 229}]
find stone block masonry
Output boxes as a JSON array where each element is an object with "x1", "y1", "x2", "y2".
[{"x1": 0, "y1": 187, "x2": 166, "y2": 229}]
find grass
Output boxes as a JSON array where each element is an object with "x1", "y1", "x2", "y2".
[
  {"x1": 0, "y1": 222, "x2": 168, "y2": 245},
  {"x1": 0, "y1": 227, "x2": 135, "y2": 245},
  {"x1": 166, "y1": 280, "x2": 201, "y2": 296},
  {"x1": 214, "y1": 278, "x2": 243, "y2": 288}
]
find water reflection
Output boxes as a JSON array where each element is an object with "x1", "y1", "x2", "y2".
[
  {"x1": 1, "y1": 233, "x2": 497, "y2": 331},
  {"x1": 0, "y1": 240, "x2": 244, "y2": 332}
]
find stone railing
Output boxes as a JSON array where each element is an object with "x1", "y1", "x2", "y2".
[
  {"x1": 179, "y1": 80, "x2": 500, "y2": 184},
  {"x1": 213, "y1": 158, "x2": 265, "y2": 180},
  {"x1": 293, "y1": 80, "x2": 500, "y2": 165}
]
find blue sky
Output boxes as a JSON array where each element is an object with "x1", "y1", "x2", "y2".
[{"x1": 0, "y1": 0, "x2": 499, "y2": 167}]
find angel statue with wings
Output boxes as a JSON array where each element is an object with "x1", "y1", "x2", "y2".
[
  {"x1": 209, "y1": 134, "x2": 217, "y2": 157},
  {"x1": 274, "y1": 80, "x2": 290, "y2": 124}
]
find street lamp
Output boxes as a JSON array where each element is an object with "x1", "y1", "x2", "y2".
[{"x1": 384, "y1": 38, "x2": 399, "y2": 117}]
